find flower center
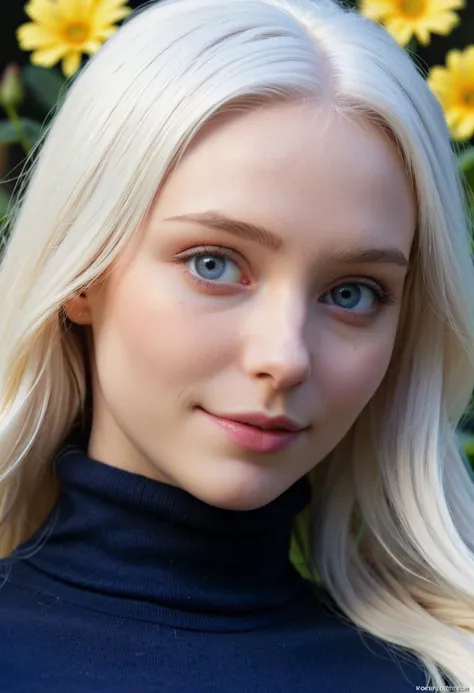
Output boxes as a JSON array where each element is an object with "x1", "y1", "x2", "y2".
[
  {"x1": 400, "y1": 0, "x2": 425, "y2": 16},
  {"x1": 65, "y1": 22, "x2": 89, "y2": 43},
  {"x1": 465, "y1": 91, "x2": 474, "y2": 107}
]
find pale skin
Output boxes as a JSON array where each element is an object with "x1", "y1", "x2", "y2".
[{"x1": 64, "y1": 102, "x2": 416, "y2": 511}]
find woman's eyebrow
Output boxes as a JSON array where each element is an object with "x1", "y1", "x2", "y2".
[{"x1": 164, "y1": 210, "x2": 410, "y2": 268}]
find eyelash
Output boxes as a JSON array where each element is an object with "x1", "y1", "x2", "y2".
[{"x1": 174, "y1": 244, "x2": 398, "y2": 309}]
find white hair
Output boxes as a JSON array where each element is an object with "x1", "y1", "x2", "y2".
[{"x1": 1, "y1": 0, "x2": 474, "y2": 685}]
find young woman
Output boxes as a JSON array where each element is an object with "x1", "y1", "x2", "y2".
[{"x1": 1, "y1": 0, "x2": 473, "y2": 690}]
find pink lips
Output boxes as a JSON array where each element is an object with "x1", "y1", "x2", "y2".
[{"x1": 199, "y1": 408, "x2": 304, "y2": 453}]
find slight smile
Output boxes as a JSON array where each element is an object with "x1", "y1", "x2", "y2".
[{"x1": 198, "y1": 407, "x2": 308, "y2": 453}]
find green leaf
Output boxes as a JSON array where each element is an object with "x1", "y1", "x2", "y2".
[
  {"x1": 459, "y1": 147, "x2": 474, "y2": 196},
  {"x1": 0, "y1": 120, "x2": 21, "y2": 145},
  {"x1": 0, "y1": 118, "x2": 44, "y2": 146},
  {"x1": 20, "y1": 118, "x2": 44, "y2": 143},
  {"x1": 0, "y1": 185, "x2": 9, "y2": 217},
  {"x1": 22, "y1": 65, "x2": 66, "y2": 113}
]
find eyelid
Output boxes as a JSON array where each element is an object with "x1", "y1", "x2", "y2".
[
  {"x1": 175, "y1": 243, "x2": 241, "y2": 260},
  {"x1": 174, "y1": 244, "x2": 249, "y2": 275}
]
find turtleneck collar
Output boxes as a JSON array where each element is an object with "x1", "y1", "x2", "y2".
[{"x1": 14, "y1": 435, "x2": 314, "y2": 632}]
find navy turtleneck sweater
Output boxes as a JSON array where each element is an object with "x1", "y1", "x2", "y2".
[{"x1": 0, "y1": 438, "x2": 428, "y2": 692}]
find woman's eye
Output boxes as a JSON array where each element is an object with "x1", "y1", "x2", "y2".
[
  {"x1": 321, "y1": 282, "x2": 395, "y2": 312},
  {"x1": 176, "y1": 247, "x2": 398, "y2": 313},
  {"x1": 185, "y1": 251, "x2": 243, "y2": 284}
]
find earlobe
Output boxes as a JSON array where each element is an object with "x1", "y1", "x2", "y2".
[{"x1": 62, "y1": 294, "x2": 92, "y2": 325}]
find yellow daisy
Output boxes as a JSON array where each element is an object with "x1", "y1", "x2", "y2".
[
  {"x1": 358, "y1": 0, "x2": 464, "y2": 47},
  {"x1": 427, "y1": 46, "x2": 474, "y2": 141},
  {"x1": 17, "y1": 0, "x2": 132, "y2": 78}
]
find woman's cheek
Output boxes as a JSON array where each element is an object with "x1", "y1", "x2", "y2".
[{"x1": 318, "y1": 340, "x2": 395, "y2": 410}]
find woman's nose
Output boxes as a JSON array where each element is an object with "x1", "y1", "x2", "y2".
[{"x1": 240, "y1": 297, "x2": 312, "y2": 391}]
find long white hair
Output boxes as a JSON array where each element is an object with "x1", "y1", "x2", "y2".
[{"x1": 1, "y1": 0, "x2": 474, "y2": 686}]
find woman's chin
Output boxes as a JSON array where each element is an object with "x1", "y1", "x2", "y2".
[{"x1": 182, "y1": 464, "x2": 282, "y2": 511}]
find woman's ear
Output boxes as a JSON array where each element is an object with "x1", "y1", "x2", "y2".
[
  {"x1": 62, "y1": 270, "x2": 109, "y2": 326},
  {"x1": 62, "y1": 292, "x2": 93, "y2": 325}
]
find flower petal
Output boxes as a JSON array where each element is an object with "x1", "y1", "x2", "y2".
[
  {"x1": 56, "y1": 0, "x2": 87, "y2": 21},
  {"x1": 360, "y1": 0, "x2": 464, "y2": 49},
  {"x1": 446, "y1": 49, "x2": 463, "y2": 72},
  {"x1": 445, "y1": 109, "x2": 461, "y2": 128},
  {"x1": 91, "y1": 26, "x2": 117, "y2": 41},
  {"x1": 384, "y1": 18, "x2": 414, "y2": 46},
  {"x1": 358, "y1": 0, "x2": 392, "y2": 19},
  {"x1": 432, "y1": 0, "x2": 465, "y2": 10},
  {"x1": 82, "y1": 39, "x2": 103, "y2": 54},
  {"x1": 90, "y1": 6, "x2": 132, "y2": 29},
  {"x1": 16, "y1": 22, "x2": 57, "y2": 50},
  {"x1": 413, "y1": 28, "x2": 430, "y2": 45},
  {"x1": 31, "y1": 44, "x2": 68, "y2": 68},
  {"x1": 451, "y1": 116, "x2": 474, "y2": 141},
  {"x1": 61, "y1": 51, "x2": 82, "y2": 77},
  {"x1": 461, "y1": 46, "x2": 474, "y2": 73},
  {"x1": 426, "y1": 11, "x2": 460, "y2": 35},
  {"x1": 415, "y1": 25, "x2": 431, "y2": 45},
  {"x1": 453, "y1": 113, "x2": 474, "y2": 140},
  {"x1": 104, "y1": 6, "x2": 132, "y2": 21},
  {"x1": 90, "y1": 0, "x2": 131, "y2": 11},
  {"x1": 24, "y1": 0, "x2": 63, "y2": 30},
  {"x1": 427, "y1": 67, "x2": 452, "y2": 94}
]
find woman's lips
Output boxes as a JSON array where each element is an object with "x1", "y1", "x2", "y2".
[{"x1": 199, "y1": 408, "x2": 304, "y2": 453}]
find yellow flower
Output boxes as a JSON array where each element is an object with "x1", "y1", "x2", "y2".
[
  {"x1": 17, "y1": 0, "x2": 132, "y2": 78},
  {"x1": 358, "y1": 0, "x2": 464, "y2": 47},
  {"x1": 427, "y1": 46, "x2": 474, "y2": 141}
]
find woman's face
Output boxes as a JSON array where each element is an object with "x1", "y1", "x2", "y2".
[{"x1": 68, "y1": 102, "x2": 416, "y2": 510}]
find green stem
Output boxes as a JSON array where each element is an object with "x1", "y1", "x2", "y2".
[{"x1": 4, "y1": 104, "x2": 32, "y2": 155}]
